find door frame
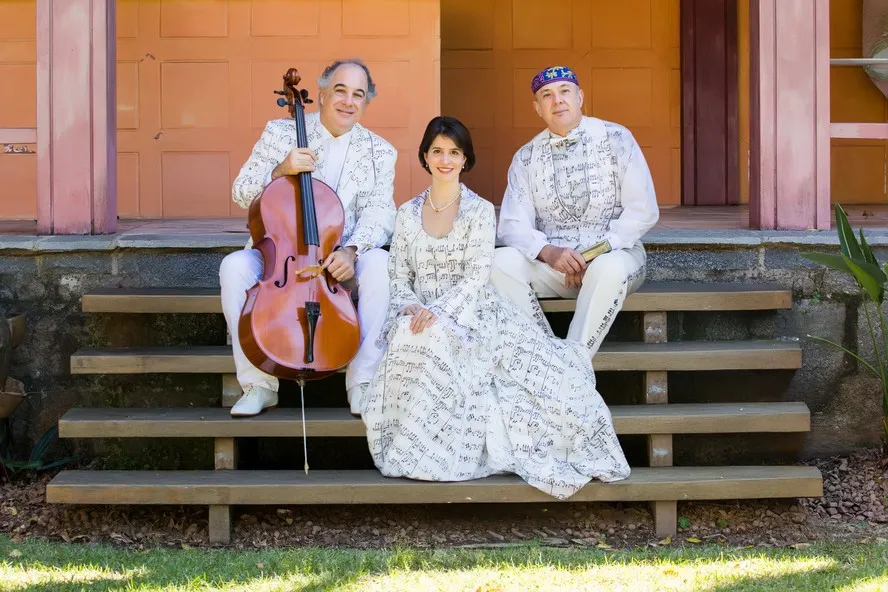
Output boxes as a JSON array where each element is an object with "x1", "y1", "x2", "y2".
[{"x1": 681, "y1": 0, "x2": 740, "y2": 206}]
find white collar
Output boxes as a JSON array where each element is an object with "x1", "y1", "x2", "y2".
[
  {"x1": 318, "y1": 120, "x2": 354, "y2": 143},
  {"x1": 547, "y1": 122, "x2": 583, "y2": 147}
]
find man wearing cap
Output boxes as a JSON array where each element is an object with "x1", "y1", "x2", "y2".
[{"x1": 489, "y1": 66, "x2": 659, "y2": 356}]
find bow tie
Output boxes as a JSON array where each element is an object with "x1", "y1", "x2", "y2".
[{"x1": 549, "y1": 135, "x2": 578, "y2": 149}]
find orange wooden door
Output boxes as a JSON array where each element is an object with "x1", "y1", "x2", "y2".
[
  {"x1": 116, "y1": 0, "x2": 438, "y2": 218},
  {"x1": 0, "y1": 1, "x2": 37, "y2": 219},
  {"x1": 442, "y1": 0, "x2": 681, "y2": 206}
]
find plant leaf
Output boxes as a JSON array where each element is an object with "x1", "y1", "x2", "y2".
[
  {"x1": 800, "y1": 252, "x2": 853, "y2": 274},
  {"x1": 835, "y1": 204, "x2": 864, "y2": 261},
  {"x1": 854, "y1": 256, "x2": 887, "y2": 283},
  {"x1": 843, "y1": 255, "x2": 886, "y2": 303},
  {"x1": 28, "y1": 425, "x2": 58, "y2": 462},
  {"x1": 806, "y1": 335, "x2": 880, "y2": 377},
  {"x1": 35, "y1": 457, "x2": 78, "y2": 471},
  {"x1": 859, "y1": 228, "x2": 879, "y2": 266},
  {"x1": 2, "y1": 459, "x2": 42, "y2": 471}
]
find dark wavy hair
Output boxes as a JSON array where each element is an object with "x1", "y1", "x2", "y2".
[{"x1": 418, "y1": 116, "x2": 476, "y2": 173}]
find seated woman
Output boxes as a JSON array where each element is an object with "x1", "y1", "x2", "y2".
[{"x1": 360, "y1": 116, "x2": 630, "y2": 499}]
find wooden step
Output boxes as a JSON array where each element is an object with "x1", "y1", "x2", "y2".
[
  {"x1": 57, "y1": 402, "x2": 811, "y2": 439},
  {"x1": 69, "y1": 340, "x2": 802, "y2": 374},
  {"x1": 81, "y1": 283, "x2": 792, "y2": 314},
  {"x1": 46, "y1": 466, "x2": 824, "y2": 505}
]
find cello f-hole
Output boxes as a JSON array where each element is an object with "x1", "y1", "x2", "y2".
[
  {"x1": 322, "y1": 266, "x2": 339, "y2": 294},
  {"x1": 274, "y1": 255, "x2": 297, "y2": 288},
  {"x1": 238, "y1": 66, "x2": 360, "y2": 381}
]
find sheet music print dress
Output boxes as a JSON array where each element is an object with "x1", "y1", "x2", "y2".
[{"x1": 360, "y1": 185, "x2": 630, "y2": 499}]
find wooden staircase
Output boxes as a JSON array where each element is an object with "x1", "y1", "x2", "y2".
[{"x1": 48, "y1": 282, "x2": 823, "y2": 544}]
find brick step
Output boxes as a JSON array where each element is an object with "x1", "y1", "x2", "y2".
[
  {"x1": 69, "y1": 340, "x2": 803, "y2": 374},
  {"x1": 46, "y1": 466, "x2": 824, "y2": 505},
  {"x1": 81, "y1": 282, "x2": 792, "y2": 314},
  {"x1": 57, "y1": 402, "x2": 811, "y2": 439}
]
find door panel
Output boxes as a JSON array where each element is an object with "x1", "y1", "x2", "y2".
[
  {"x1": 442, "y1": 0, "x2": 681, "y2": 206},
  {"x1": 115, "y1": 0, "x2": 438, "y2": 218}
]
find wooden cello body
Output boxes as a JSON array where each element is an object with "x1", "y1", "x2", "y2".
[{"x1": 238, "y1": 68, "x2": 360, "y2": 382}]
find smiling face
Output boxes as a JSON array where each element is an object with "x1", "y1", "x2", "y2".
[
  {"x1": 423, "y1": 134, "x2": 467, "y2": 182},
  {"x1": 533, "y1": 81, "x2": 584, "y2": 136},
  {"x1": 318, "y1": 63, "x2": 369, "y2": 136}
]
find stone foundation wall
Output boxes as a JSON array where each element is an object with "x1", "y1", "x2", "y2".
[{"x1": 0, "y1": 229, "x2": 884, "y2": 469}]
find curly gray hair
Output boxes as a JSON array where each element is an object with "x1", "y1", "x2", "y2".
[{"x1": 317, "y1": 59, "x2": 377, "y2": 103}]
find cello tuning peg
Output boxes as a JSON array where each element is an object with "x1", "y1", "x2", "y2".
[{"x1": 277, "y1": 98, "x2": 288, "y2": 108}]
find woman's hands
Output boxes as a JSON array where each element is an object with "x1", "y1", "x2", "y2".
[{"x1": 401, "y1": 304, "x2": 437, "y2": 334}]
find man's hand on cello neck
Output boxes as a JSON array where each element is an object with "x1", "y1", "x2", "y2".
[{"x1": 271, "y1": 148, "x2": 317, "y2": 180}]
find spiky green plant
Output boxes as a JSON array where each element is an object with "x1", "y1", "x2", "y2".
[
  {"x1": 0, "y1": 424, "x2": 76, "y2": 477},
  {"x1": 801, "y1": 204, "x2": 888, "y2": 444}
]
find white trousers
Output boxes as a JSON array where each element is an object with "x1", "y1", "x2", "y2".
[
  {"x1": 489, "y1": 245, "x2": 646, "y2": 356},
  {"x1": 219, "y1": 247, "x2": 390, "y2": 392}
]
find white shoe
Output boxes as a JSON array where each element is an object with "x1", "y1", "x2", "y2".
[
  {"x1": 230, "y1": 384, "x2": 278, "y2": 417},
  {"x1": 347, "y1": 383, "x2": 366, "y2": 417}
]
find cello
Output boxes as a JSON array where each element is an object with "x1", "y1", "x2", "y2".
[{"x1": 239, "y1": 68, "x2": 361, "y2": 471}]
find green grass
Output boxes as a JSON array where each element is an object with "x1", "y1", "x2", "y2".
[{"x1": 1, "y1": 535, "x2": 887, "y2": 591}]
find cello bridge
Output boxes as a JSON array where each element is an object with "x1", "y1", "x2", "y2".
[{"x1": 294, "y1": 264, "x2": 322, "y2": 278}]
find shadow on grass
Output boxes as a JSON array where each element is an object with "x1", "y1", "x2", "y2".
[{"x1": 2, "y1": 536, "x2": 887, "y2": 591}]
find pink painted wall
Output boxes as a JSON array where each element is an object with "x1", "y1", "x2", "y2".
[{"x1": 35, "y1": 0, "x2": 116, "y2": 234}]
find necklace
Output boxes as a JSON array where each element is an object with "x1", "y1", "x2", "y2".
[
  {"x1": 549, "y1": 130, "x2": 591, "y2": 220},
  {"x1": 428, "y1": 189, "x2": 460, "y2": 213}
]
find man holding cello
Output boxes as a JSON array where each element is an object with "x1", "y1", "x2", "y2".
[{"x1": 220, "y1": 59, "x2": 397, "y2": 418}]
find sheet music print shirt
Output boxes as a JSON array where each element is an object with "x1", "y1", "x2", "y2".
[{"x1": 360, "y1": 185, "x2": 630, "y2": 499}]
